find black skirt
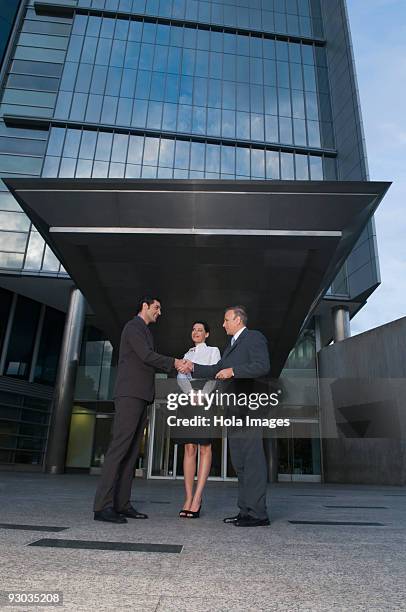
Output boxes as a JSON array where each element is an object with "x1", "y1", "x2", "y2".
[{"x1": 170, "y1": 381, "x2": 216, "y2": 445}]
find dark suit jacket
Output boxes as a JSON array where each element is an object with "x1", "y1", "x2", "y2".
[
  {"x1": 193, "y1": 328, "x2": 270, "y2": 381},
  {"x1": 114, "y1": 315, "x2": 174, "y2": 402},
  {"x1": 193, "y1": 329, "x2": 270, "y2": 419}
]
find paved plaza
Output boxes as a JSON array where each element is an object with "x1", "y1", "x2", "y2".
[{"x1": 0, "y1": 473, "x2": 405, "y2": 611}]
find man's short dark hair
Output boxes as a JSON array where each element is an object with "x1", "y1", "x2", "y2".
[
  {"x1": 192, "y1": 320, "x2": 210, "y2": 334},
  {"x1": 137, "y1": 296, "x2": 161, "y2": 313},
  {"x1": 225, "y1": 305, "x2": 248, "y2": 325}
]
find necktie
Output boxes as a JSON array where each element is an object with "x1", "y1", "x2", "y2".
[{"x1": 231, "y1": 336, "x2": 236, "y2": 346}]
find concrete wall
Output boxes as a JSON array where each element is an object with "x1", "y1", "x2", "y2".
[{"x1": 318, "y1": 316, "x2": 406, "y2": 485}]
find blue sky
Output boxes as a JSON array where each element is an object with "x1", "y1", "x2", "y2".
[{"x1": 346, "y1": 0, "x2": 406, "y2": 334}]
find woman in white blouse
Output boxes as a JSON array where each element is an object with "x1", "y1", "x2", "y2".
[{"x1": 176, "y1": 321, "x2": 220, "y2": 518}]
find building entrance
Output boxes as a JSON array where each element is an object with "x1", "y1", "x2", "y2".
[
  {"x1": 147, "y1": 400, "x2": 234, "y2": 480},
  {"x1": 66, "y1": 403, "x2": 321, "y2": 482},
  {"x1": 277, "y1": 419, "x2": 321, "y2": 482}
]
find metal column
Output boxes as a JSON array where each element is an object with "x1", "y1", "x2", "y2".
[
  {"x1": 268, "y1": 439, "x2": 279, "y2": 483},
  {"x1": 45, "y1": 288, "x2": 86, "y2": 474},
  {"x1": 29, "y1": 303, "x2": 46, "y2": 382},
  {"x1": 332, "y1": 306, "x2": 351, "y2": 343}
]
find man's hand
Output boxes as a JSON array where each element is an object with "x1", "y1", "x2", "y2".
[
  {"x1": 175, "y1": 359, "x2": 193, "y2": 374},
  {"x1": 215, "y1": 368, "x2": 234, "y2": 380}
]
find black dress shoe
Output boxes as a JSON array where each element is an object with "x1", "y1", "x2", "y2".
[
  {"x1": 117, "y1": 506, "x2": 148, "y2": 519},
  {"x1": 234, "y1": 515, "x2": 270, "y2": 527},
  {"x1": 94, "y1": 507, "x2": 127, "y2": 524},
  {"x1": 223, "y1": 513, "x2": 246, "y2": 524}
]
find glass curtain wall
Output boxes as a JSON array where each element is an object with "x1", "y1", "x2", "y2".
[
  {"x1": 0, "y1": 288, "x2": 66, "y2": 467},
  {"x1": 78, "y1": 0, "x2": 323, "y2": 40},
  {"x1": 0, "y1": 391, "x2": 51, "y2": 465},
  {"x1": 277, "y1": 320, "x2": 321, "y2": 481},
  {"x1": 0, "y1": 0, "x2": 332, "y2": 476},
  {"x1": 0, "y1": 0, "x2": 335, "y2": 272},
  {"x1": 0, "y1": 0, "x2": 21, "y2": 66}
]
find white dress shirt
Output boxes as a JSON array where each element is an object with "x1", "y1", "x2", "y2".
[
  {"x1": 231, "y1": 326, "x2": 246, "y2": 345},
  {"x1": 177, "y1": 342, "x2": 221, "y2": 395}
]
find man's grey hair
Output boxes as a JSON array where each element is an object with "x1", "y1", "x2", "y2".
[{"x1": 225, "y1": 305, "x2": 248, "y2": 325}]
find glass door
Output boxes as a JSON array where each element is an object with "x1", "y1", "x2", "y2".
[
  {"x1": 90, "y1": 413, "x2": 112, "y2": 470},
  {"x1": 148, "y1": 401, "x2": 176, "y2": 478},
  {"x1": 277, "y1": 419, "x2": 322, "y2": 482},
  {"x1": 90, "y1": 411, "x2": 148, "y2": 476},
  {"x1": 65, "y1": 406, "x2": 96, "y2": 469},
  {"x1": 147, "y1": 401, "x2": 232, "y2": 480}
]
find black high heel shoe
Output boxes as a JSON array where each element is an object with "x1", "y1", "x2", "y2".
[
  {"x1": 179, "y1": 508, "x2": 190, "y2": 518},
  {"x1": 185, "y1": 502, "x2": 202, "y2": 518}
]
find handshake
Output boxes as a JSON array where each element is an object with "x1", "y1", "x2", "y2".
[{"x1": 174, "y1": 358, "x2": 194, "y2": 374}]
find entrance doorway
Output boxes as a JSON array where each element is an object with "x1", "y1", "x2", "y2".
[
  {"x1": 277, "y1": 419, "x2": 321, "y2": 482},
  {"x1": 66, "y1": 403, "x2": 321, "y2": 482},
  {"x1": 147, "y1": 400, "x2": 235, "y2": 480},
  {"x1": 90, "y1": 412, "x2": 149, "y2": 476}
]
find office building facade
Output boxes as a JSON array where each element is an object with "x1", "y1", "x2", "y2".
[{"x1": 0, "y1": 0, "x2": 389, "y2": 481}]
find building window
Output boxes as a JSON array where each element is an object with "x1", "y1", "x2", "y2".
[
  {"x1": 0, "y1": 392, "x2": 51, "y2": 466},
  {"x1": 3, "y1": 295, "x2": 41, "y2": 379},
  {"x1": 34, "y1": 307, "x2": 65, "y2": 385},
  {"x1": 0, "y1": 288, "x2": 13, "y2": 356}
]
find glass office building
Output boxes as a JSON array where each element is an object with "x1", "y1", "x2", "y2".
[{"x1": 0, "y1": 0, "x2": 387, "y2": 481}]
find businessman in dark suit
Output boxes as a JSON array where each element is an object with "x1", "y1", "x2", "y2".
[
  {"x1": 94, "y1": 296, "x2": 191, "y2": 523},
  {"x1": 191, "y1": 306, "x2": 271, "y2": 527}
]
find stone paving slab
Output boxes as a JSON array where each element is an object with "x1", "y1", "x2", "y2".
[{"x1": 0, "y1": 473, "x2": 405, "y2": 611}]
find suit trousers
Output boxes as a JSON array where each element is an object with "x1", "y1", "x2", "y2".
[
  {"x1": 228, "y1": 429, "x2": 268, "y2": 520},
  {"x1": 93, "y1": 397, "x2": 148, "y2": 512}
]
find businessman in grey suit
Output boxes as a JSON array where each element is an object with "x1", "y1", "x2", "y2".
[
  {"x1": 94, "y1": 296, "x2": 191, "y2": 523},
  {"x1": 191, "y1": 306, "x2": 271, "y2": 527}
]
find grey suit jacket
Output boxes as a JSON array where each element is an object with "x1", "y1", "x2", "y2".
[
  {"x1": 114, "y1": 315, "x2": 174, "y2": 402},
  {"x1": 193, "y1": 328, "x2": 270, "y2": 382}
]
